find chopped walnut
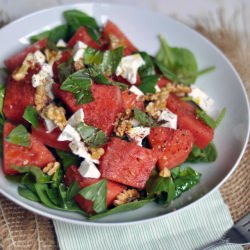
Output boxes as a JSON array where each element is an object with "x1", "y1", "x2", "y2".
[
  {"x1": 43, "y1": 162, "x2": 60, "y2": 176},
  {"x1": 35, "y1": 85, "x2": 50, "y2": 112},
  {"x1": 42, "y1": 104, "x2": 67, "y2": 130},
  {"x1": 166, "y1": 83, "x2": 191, "y2": 94},
  {"x1": 114, "y1": 109, "x2": 132, "y2": 137},
  {"x1": 74, "y1": 60, "x2": 84, "y2": 71},
  {"x1": 44, "y1": 49, "x2": 62, "y2": 65},
  {"x1": 159, "y1": 167, "x2": 171, "y2": 178},
  {"x1": 113, "y1": 189, "x2": 140, "y2": 206},
  {"x1": 89, "y1": 147, "x2": 105, "y2": 160}
]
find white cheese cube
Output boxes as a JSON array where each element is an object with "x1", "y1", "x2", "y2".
[
  {"x1": 127, "y1": 126, "x2": 150, "y2": 146},
  {"x1": 73, "y1": 41, "x2": 88, "y2": 62},
  {"x1": 56, "y1": 39, "x2": 67, "y2": 48},
  {"x1": 155, "y1": 85, "x2": 161, "y2": 93},
  {"x1": 131, "y1": 118, "x2": 140, "y2": 127},
  {"x1": 33, "y1": 51, "x2": 46, "y2": 65},
  {"x1": 40, "y1": 113, "x2": 57, "y2": 133},
  {"x1": 158, "y1": 109, "x2": 177, "y2": 130},
  {"x1": 31, "y1": 63, "x2": 53, "y2": 88},
  {"x1": 188, "y1": 87, "x2": 215, "y2": 116},
  {"x1": 78, "y1": 160, "x2": 101, "y2": 179},
  {"x1": 67, "y1": 109, "x2": 84, "y2": 128},
  {"x1": 58, "y1": 124, "x2": 81, "y2": 142},
  {"x1": 129, "y1": 86, "x2": 144, "y2": 100},
  {"x1": 116, "y1": 54, "x2": 145, "y2": 84}
]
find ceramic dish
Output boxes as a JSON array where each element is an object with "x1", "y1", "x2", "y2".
[{"x1": 0, "y1": 3, "x2": 249, "y2": 225}]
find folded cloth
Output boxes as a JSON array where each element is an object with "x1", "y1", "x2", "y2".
[{"x1": 53, "y1": 190, "x2": 242, "y2": 250}]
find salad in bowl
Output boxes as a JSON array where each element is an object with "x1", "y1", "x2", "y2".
[{"x1": 0, "y1": 9, "x2": 226, "y2": 220}]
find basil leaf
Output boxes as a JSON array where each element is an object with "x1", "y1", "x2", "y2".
[
  {"x1": 21, "y1": 173, "x2": 36, "y2": 192},
  {"x1": 30, "y1": 30, "x2": 50, "y2": 43},
  {"x1": 138, "y1": 52, "x2": 156, "y2": 77},
  {"x1": 89, "y1": 199, "x2": 153, "y2": 220},
  {"x1": 79, "y1": 179, "x2": 107, "y2": 213},
  {"x1": 172, "y1": 166, "x2": 201, "y2": 198},
  {"x1": 0, "y1": 84, "x2": 5, "y2": 114},
  {"x1": 186, "y1": 143, "x2": 218, "y2": 163},
  {"x1": 154, "y1": 60, "x2": 178, "y2": 82},
  {"x1": 60, "y1": 69, "x2": 94, "y2": 104},
  {"x1": 23, "y1": 105, "x2": 39, "y2": 128},
  {"x1": 84, "y1": 47, "x2": 104, "y2": 65},
  {"x1": 138, "y1": 75, "x2": 160, "y2": 94},
  {"x1": 57, "y1": 58, "x2": 74, "y2": 83},
  {"x1": 56, "y1": 150, "x2": 81, "y2": 170},
  {"x1": 77, "y1": 122, "x2": 108, "y2": 147},
  {"x1": 66, "y1": 181, "x2": 81, "y2": 201},
  {"x1": 133, "y1": 108, "x2": 156, "y2": 127},
  {"x1": 215, "y1": 108, "x2": 226, "y2": 127},
  {"x1": 196, "y1": 109, "x2": 216, "y2": 128},
  {"x1": 64, "y1": 9, "x2": 101, "y2": 43},
  {"x1": 18, "y1": 186, "x2": 40, "y2": 202},
  {"x1": 6, "y1": 125, "x2": 30, "y2": 147},
  {"x1": 12, "y1": 165, "x2": 51, "y2": 183}
]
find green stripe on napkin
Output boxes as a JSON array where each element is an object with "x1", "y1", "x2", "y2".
[{"x1": 53, "y1": 191, "x2": 242, "y2": 250}]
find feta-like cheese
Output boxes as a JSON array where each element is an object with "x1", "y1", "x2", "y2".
[
  {"x1": 45, "y1": 79, "x2": 54, "y2": 100},
  {"x1": 129, "y1": 86, "x2": 144, "y2": 100},
  {"x1": 188, "y1": 87, "x2": 215, "y2": 116},
  {"x1": 67, "y1": 109, "x2": 84, "y2": 128},
  {"x1": 116, "y1": 54, "x2": 145, "y2": 84},
  {"x1": 58, "y1": 124, "x2": 81, "y2": 142},
  {"x1": 131, "y1": 118, "x2": 140, "y2": 127},
  {"x1": 56, "y1": 39, "x2": 67, "y2": 48},
  {"x1": 158, "y1": 109, "x2": 177, "y2": 129},
  {"x1": 41, "y1": 113, "x2": 57, "y2": 133},
  {"x1": 78, "y1": 160, "x2": 101, "y2": 179},
  {"x1": 127, "y1": 126, "x2": 150, "y2": 146},
  {"x1": 155, "y1": 85, "x2": 161, "y2": 93},
  {"x1": 33, "y1": 51, "x2": 46, "y2": 65},
  {"x1": 69, "y1": 140, "x2": 99, "y2": 164},
  {"x1": 72, "y1": 41, "x2": 88, "y2": 62},
  {"x1": 32, "y1": 63, "x2": 53, "y2": 88}
]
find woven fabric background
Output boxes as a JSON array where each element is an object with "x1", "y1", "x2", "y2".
[{"x1": 0, "y1": 7, "x2": 249, "y2": 250}]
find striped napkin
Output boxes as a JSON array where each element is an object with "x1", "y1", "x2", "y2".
[{"x1": 53, "y1": 190, "x2": 242, "y2": 250}]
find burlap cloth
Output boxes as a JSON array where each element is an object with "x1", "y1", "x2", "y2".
[{"x1": 0, "y1": 8, "x2": 249, "y2": 250}]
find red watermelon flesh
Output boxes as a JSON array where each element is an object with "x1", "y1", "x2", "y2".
[
  {"x1": 148, "y1": 127, "x2": 194, "y2": 170},
  {"x1": 99, "y1": 138, "x2": 157, "y2": 189},
  {"x1": 3, "y1": 122, "x2": 55, "y2": 175},
  {"x1": 53, "y1": 83, "x2": 123, "y2": 136},
  {"x1": 65, "y1": 165, "x2": 125, "y2": 214},
  {"x1": 121, "y1": 90, "x2": 144, "y2": 110}
]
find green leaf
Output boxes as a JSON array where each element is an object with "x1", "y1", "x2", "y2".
[
  {"x1": 21, "y1": 173, "x2": 36, "y2": 192},
  {"x1": 12, "y1": 165, "x2": 51, "y2": 183},
  {"x1": 133, "y1": 108, "x2": 156, "y2": 127},
  {"x1": 56, "y1": 150, "x2": 81, "y2": 170},
  {"x1": 60, "y1": 69, "x2": 94, "y2": 104},
  {"x1": 66, "y1": 181, "x2": 81, "y2": 201},
  {"x1": 23, "y1": 105, "x2": 39, "y2": 128},
  {"x1": 51, "y1": 167, "x2": 63, "y2": 188},
  {"x1": 77, "y1": 122, "x2": 108, "y2": 147},
  {"x1": 5, "y1": 125, "x2": 30, "y2": 147},
  {"x1": 46, "y1": 188, "x2": 60, "y2": 206},
  {"x1": 64, "y1": 9, "x2": 101, "y2": 43},
  {"x1": 215, "y1": 108, "x2": 226, "y2": 128},
  {"x1": 30, "y1": 24, "x2": 70, "y2": 44},
  {"x1": 0, "y1": 84, "x2": 5, "y2": 114},
  {"x1": 84, "y1": 47, "x2": 104, "y2": 65},
  {"x1": 89, "y1": 199, "x2": 153, "y2": 220},
  {"x1": 57, "y1": 58, "x2": 73, "y2": 83},
  {"x1": 138, "y1": 52, "x2": 156, "y2": 77},
  {"x1": 79, "y1": 179, "x2": 107, "y2": 213},
  {"x1": 196, "y1": 109, "x2": 217, "y2": 128},
  {"x1": 154, "y1": 60, "x2": 178, "y2": 82},
  {"x1": 186, "y1": 143, "x2": 218, "y2": 163},
  {"x1": 138, "y1": 75, "x2": 160, "y2": 94},
  {"x1": 18, "y1": 186, "x2": 40, "y2": 202}
]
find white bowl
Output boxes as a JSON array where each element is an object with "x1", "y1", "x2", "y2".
[{"x1": 0, "y1": 3, "x2": 249, "y2": 226}]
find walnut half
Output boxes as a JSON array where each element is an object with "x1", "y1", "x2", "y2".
[{"x1": 113, "y1": 189, "x2": 140, "y2": 206}]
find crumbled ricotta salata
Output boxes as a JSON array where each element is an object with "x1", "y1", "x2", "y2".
[
  {"x1": 78, "y1": 160, "x2": 101, "y2": 179},
  {"x1": 56, "y1": 39, "x2": 67, "y2": 48},
  {"x1": 129, "y1": 85, "x2": 144, "y2": 100},
  {"x1": 72, "y1": 41, "x2": 88, "y2": 62},
  {"x1": 127, "y1": 127, "x2": 150, "y2": 146},
  {"x1": 40, "y1": 113, "x2": 57, "y2": 133},
  {"x1": 67, "y1": 109, "x2": 84, "y2": 128},
  {"x1": 116, "y1": 54, "x2": 145, "y2": 84},
  {"x1": 58, "y1": 124, "x2": 81, "y2": 142},
  {"x1": 158, "y1": 109, "x2": 177, "y2": 130}
]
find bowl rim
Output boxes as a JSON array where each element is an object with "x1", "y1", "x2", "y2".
[{"x1": 0, "y1": 2, "x2": 249, "y2": 226}]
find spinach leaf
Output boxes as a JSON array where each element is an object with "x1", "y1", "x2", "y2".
[
  {"x1": 186, "y1": 143, "x2": 217, "y2": 163},
  {"x1": 46, "y1": 187, "x2": 60, "y2": 206},
  {"x1": 21, "y1": 173, "x2": 36, "y2": 192},
  {"x1": 57, "y1": 58, "x2": 74, "y2": 83},
  {"x1": 89, "y1": 199, "x2": 153, "y2": 220},
  {"x1": 84, "y1": 47, "x2": 104, "y2": 65},
  {"x1": 12, "y1": 165, "x2": 51, "y2": 183},
  {"x1": 23, "y1": 105, "x2": 39, "y2": 128},
  {"x1": 18, "y1": 186, "x2": 40, "y2": 202},
  {"x1": 56, "y1": 150, "x2": 81, "y2": 170},
  {"x1": 60, "y1": 69, "x2": 94, "y2": 104},
  {"x1": 138, "y1": 75, "x2": 160, "y2": 94},
  {"x1": 133, "y1": 108, "x2": 156, "y2": 127},
  {"x1": 77, "y1": 122, "x2": 108, "y2": 147},
  {"x1": 64, "y1": 9, "x2": 101, "y2": 43},
  {"x1": 138, "y1": 52, "x2": 156, "y2": 77},
  {"x1": 66, "y1": 181, "x2": 81, "y2": 201},
  {"x1": 51, "y1": 167, "x2": 63, "y2": 188},
  {"x1": 154, "y1": 60, "x2": 178, "y2": 82},
  {"x1": 0, "y1": 84, "x2": 5, "y2": 114},
  {"x1": 5, "y1": 125, "x2": 30, "y2": 147},
  {"x1": 196, "y1": 109, "x2": 217, "y2": 128},
  {"x1": 172, "y1": 166, "x2": 201, "y2": 198},
  {"x1": 30, "y1": 24, "x2": 70, "y2": 44},
  {"x1": 79, "y1": 179, "x2": 107, "y2": 213}
]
